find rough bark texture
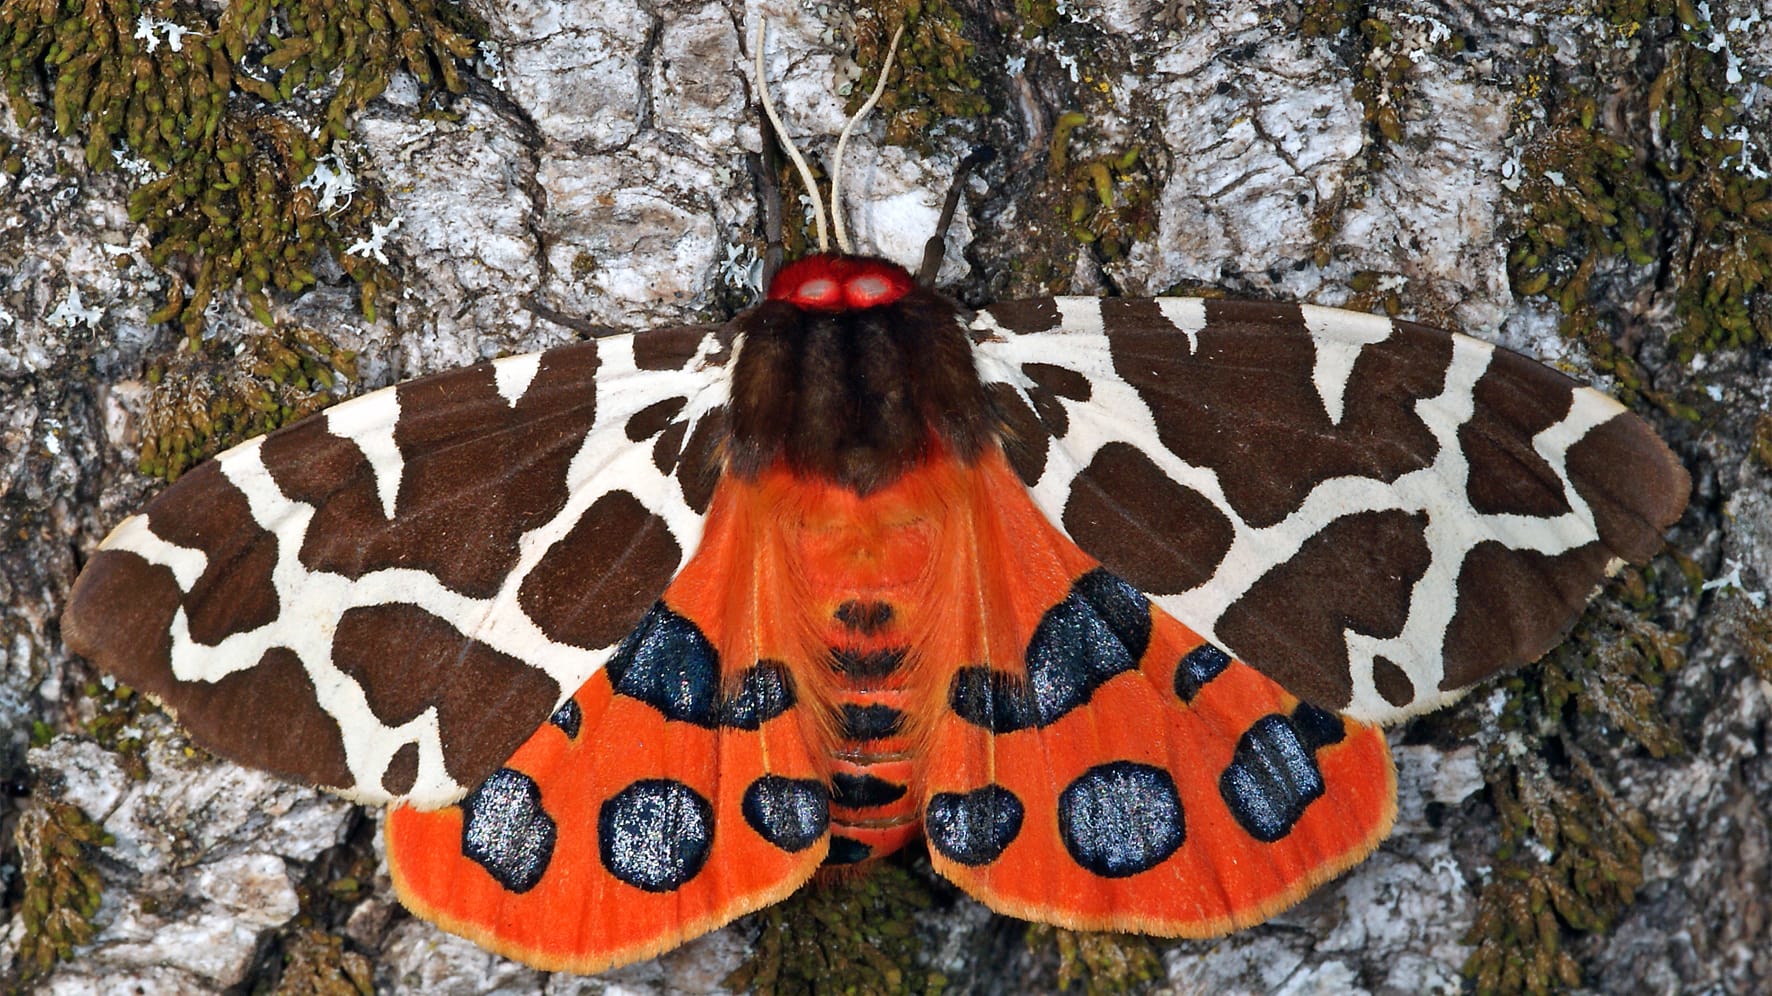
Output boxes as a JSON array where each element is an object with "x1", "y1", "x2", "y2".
[{"x1": 2, "y1": 0, "x2": 1768, "y2": 993}]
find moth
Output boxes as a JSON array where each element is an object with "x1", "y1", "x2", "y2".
[{"x1": 61, "y1": 24, "x2": 1688, "y2": 975}]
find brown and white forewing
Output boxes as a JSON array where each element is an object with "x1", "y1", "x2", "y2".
[
  {"x1": 63, "y1": 326, "x2": 733, "y2": 808},
  {"x1": 972, "y1": 298, "x2": 1687, "y2": 724}
]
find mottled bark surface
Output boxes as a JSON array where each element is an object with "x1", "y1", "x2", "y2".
[{"x1": 2, "y1": 1, "x2": 1768, "y2": 993}]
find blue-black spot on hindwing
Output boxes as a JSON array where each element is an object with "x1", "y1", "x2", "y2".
[
  {"x1": 831, "y1": 772, "x2": 908, "y2": 809},
  {"x1": 1058, "y1": 761, "x2": 1185, "y2": 878},
  {"x1": 597, "y1": 779, "x2": 715, "y2": 892},
  {"x1": 460, "y1": 768, "x2": 557, "y2": 893},
  {"x1": 948, "y1": 666, "x2": 1040, "y2": 733},
  {"x1": 720, "y1": 659, "x2": 796, "y2": 730},
  {"x1": 825, "y1": 836, "x2": 873, "y2": 865},
  {"x1": 1174, "y1": 643, "x2": 1231, "y2": 703},
  {"x1": 742, "y1": 776, "x2": 829, "y2": 853},
  {"x1": 548, "y1": 698, "x2": 582, "y2": 739},
  {"x1": 606, "y1": 603, "x2": 720, "y2": 726},
  {"x1": 1220, "y1": 714, "x2": 1328, "y2": 843},
  {"x1": 1291, "y1": 702, "x2": 1347, "y2": 750},
  {"x1": 1072, "y1": 569, "x2": 1152, "y2": 661},
  {"x1": 838, "y1": 703, "x2": 906, "y2": 740},
  {"x1": 1016, "y1": 570, "x2": 1151, "y2": 727},
  {"x1": 926, "y1": 785, "x2": 1025, "y2": 866}
]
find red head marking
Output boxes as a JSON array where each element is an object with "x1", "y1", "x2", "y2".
[{"x1": 766, "y1": 255, "x2": 914, "y2": 312}]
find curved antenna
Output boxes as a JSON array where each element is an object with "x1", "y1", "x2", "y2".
[
  {"x1": 755, "y1": 17, "x2": 829, "y2": 253},
  {"x1": 830, "y1": 23, "x2": 905, "y2": 255}
]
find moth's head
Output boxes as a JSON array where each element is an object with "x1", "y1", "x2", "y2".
[{"x1": 765, "y1": 254, "x2": 914, "y2": 312}]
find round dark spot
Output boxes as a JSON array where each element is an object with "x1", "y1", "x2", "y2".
[
  {"x1": 461, "y1": 768, "x2": 557, "y2": 893},
  {"x1": 1220, "y1": 714, "x2": 1327, "y2": 843},
  {"x1": 597, "y1": 779, "x2": 714, "y2": 891},
  {"x1": 948, "y1": 666, "x2": 1038, "y2": 733},
  {"x1": 1013, "y1": 569, "x2": 1150, "y2": 727},
  {"x1": 1058, "y1": 761, "x2": 1185, "y2": 878},
  {"x1": 1175, "y1": 643, "x2": 1231, "y2": 703},
  {"x1": 548, "y1": 698, "x2": 583, "y2": 739},
  {"x1": 926, "y1": 784, "x2": 1025, "y2": 866},
  {"x1": 605, "y1": 603, "x2": 720, "y2": 726},
  {"x1": 720, "y1": 660, "x2": 796, "y2": 730},
  {"x1": 1290, "y1": 703, "x2": 1347, "y2": 750},
  {"x1": 742, "y1": 776, "x2": 829, "y2": 853}
]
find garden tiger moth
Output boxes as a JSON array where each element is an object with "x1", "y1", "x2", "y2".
[{"x1": 58, "y1": 19, "x2": 1689, "y2": 977}]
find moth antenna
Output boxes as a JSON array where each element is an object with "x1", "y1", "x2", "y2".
[
  {"x1": 830, "y1": 23, "x2": 906, "y2": 256},
  {"x1": 916, "y1": 145, "x2": 996, "y2": 286},
  {"x1": 755, "y1": 17, "x2": 829, "y2": 253}
]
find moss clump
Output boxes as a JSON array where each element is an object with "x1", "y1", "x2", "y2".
[
  {"x1": 80, "y1": 678, "x2": 153, "y2": 781},
  {"x1": 0, "y1": 0, "x2": 484, "y2": 342},
  {"x1": 1507, "y1": 3, "x2": 1772, "y2": 403},
  {"x1": 1728, "y1": 601, "x2": 1772, "y2": 684},
  {"x1": 724, "y1": 863, "x2": 944, "y2": 996},
  {"x1": 1299, "y1": 0, "x2": 1359, "y2": 39},
  {"x1": 137, "y1": 324, "x2": 356, "y2": 481},
  {"x1": 1303, "y1": 11, "x2": 1463, "y2": 149},
  {"x1": 1027, "y1": 925, "x2": 1163, "y2": 995},
  {"x1": 1463, "y1": 568, "x2": 1685, "y2": 995},
  {"x1": 260, "y1": 929, "x2": 374, "y2": 996},
  {"x1": 1751, "y1": 413, "x2": 1772, "y2": 469},
  {"x1": 12, "y1": 800, "x2": 113, "y2": 982},
  {"x1": 1011, "y1": 0, "x2": 1063, "y2": 40},
  {"x1": 1041, "y1": 112, "x2": 1157, "y2": 264},
  {"x1": 851, "y1": 2, "x2": 989, "y2": 148}
]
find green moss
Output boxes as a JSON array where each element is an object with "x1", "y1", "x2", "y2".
[
  {"x1": 259, "y1": 929, "x2": 374, "y2": 996},
  {"x1": 1752, "y1": 413, "x2": 1772, "y2": 469},
  {"x1": 1508, "y1": 2, "x2": 1771, "y2": 402},
  {"x1": 724, "y1": 863, "x2": 944, "y2": 996},
  {"x1": 1027, "y1": 925, "x2": 1163, "y2": 995},
  {"x1": 137, "y1": 324, "x2": 356, "y2": 481},
  {"x1": 0, "y1": 0, "x2": 484, "y2": 344},
  {"x1": 1299, "y1": 0, "x2": 1359, "y2": 39},
  {"x1": 1302, "y1": 9, "x2": 1459, "y2": 150},
  {"x1": 12, "y1": 800, "x2": 113, "y2": 982},
  {"x1": 1462, "y1": 567, "x2": 1686, "y2": 995},
  {"x1": 81, "y1": 678, "x2": 153, "y2": 780},
  {"x1": 1730, "y1": 601, "x2": 1772, "y2": 684},
  {"x1": 851, "y1": 3, "x2": 989, "y2": 148},
  {"x1": 1046, "y1": 114, "x2": 1157, "y2": 263},
  {"x1": 1012, "y1": 0, "x2": 1063, "y2": 40}
]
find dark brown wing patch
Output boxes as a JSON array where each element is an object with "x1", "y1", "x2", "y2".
[
  {"x1": 1215, "y1": 510, "x2": 1432, "y2": 710},
  {"x1": 1062, "y1": 442, "x2": 1233, "y2": 596}
]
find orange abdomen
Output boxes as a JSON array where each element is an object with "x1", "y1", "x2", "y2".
[{"x1": 788, "y1": 480, "x2": 940, "y2": 864}]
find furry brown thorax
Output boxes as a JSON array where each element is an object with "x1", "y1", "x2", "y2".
[{"x1": 727, "y1": 255, "x2": 995, "y2": 494}]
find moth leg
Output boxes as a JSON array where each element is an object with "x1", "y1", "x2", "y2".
[
  {"x1": 916, "y1": 145, "x2": 996, "y2": 286},
  {"x1": 756, "y1": 110, "x2": 785, "y2": 286}
]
